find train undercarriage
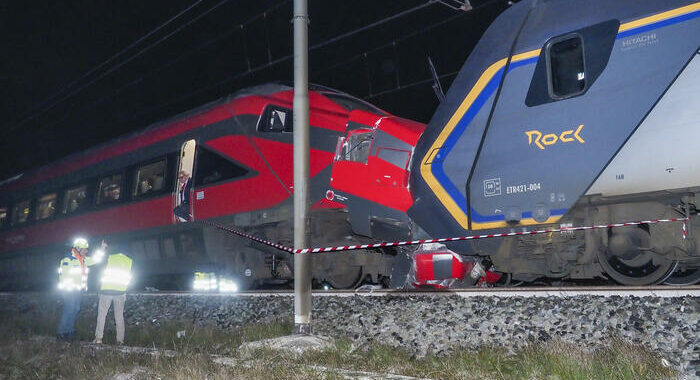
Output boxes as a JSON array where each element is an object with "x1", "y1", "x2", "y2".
[
  {"x1": 205, "y1": 190, "x2": 700, "y2": 290},
  {"x1": 485, "y1": 191, "x2": 700, "y2": 286},
  {"x1": 204, "y1": 206, "x2": 394, "y2": 291}
]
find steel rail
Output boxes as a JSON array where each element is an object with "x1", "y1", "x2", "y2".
[{"x1": 2, "y1": 286, "x2": 698, "y2": 298}]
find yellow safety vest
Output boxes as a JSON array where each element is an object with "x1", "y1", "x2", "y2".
[
  {"x1": 100, "y1": 253, "x2": 133, "y2": 293},
  {"x1": 57, "y1": 254, "x2": 98, "y2": 291}
]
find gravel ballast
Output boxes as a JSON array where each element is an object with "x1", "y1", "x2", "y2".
[{"x1": 1, "y1": 292, "x2": 698, "y2": 377}]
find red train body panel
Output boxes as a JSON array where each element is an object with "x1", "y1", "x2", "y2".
[{"x1": 0, "y1": 84, "x2": 426, "y2": 290}]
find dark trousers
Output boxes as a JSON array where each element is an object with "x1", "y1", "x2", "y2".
[
  {"x1": 57, "y1": 291, "x2": 82, "y2": 337},
  {"x1": 174, "y1": 203, "x2": 191, "y2": 221}
]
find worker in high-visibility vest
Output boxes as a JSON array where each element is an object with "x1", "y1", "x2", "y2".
[
  {"x1": 93, "y1": 252, "x2": 133, "y2": 345},
  {"x1": 57, "y1": 237, "x2": 106, "y2": 341}
]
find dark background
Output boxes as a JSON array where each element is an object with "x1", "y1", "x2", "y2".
[{"x1": 0, "y1": 0, "x2": 512, "y2": 180}]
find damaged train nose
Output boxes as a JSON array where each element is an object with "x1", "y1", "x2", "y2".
[
  {"x1": 329, "y1": 110, "x2": 426, "y2": 241},
  {"x1": 330, "y1": 110, "x2": 425, "y2": 212},
  {"x1": 411, "y1": 243, "x2": 502, "y2": 289}
]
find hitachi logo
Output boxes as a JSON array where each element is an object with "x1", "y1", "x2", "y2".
[
  {"x1": 622, "y1": 33, "x2": 657, "y2": 48},
  {"x1": 525, "y1": 125, "x2": 585, "y2": 150}
]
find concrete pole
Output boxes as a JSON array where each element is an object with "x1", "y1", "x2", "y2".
[{"x1": 293, "y1": 0, "x2": 312, "y2": 335}]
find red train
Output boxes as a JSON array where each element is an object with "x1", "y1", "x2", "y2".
[{"x1": 0, "y1": 83, "x2": 428, "y2": 290}]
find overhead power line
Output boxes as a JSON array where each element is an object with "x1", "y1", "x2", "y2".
[
  {"x1": 108, "y1": 0, "x2": 504, "y2": 123},
  {"x1": 9, "y1": 0, "x2": 292, "y2": 142},
  {"x1": 310, "y1": 1, "x2": 436, "y2": 52},
  {"x1": 5, "y1": 0, "x2": 228, "y2": 134},
  {"x1": 9, "y1": 0, "x2": 505, "y2": 149},
  {"x1": 17, "y1": 0, "x2": 437, "y2": 140},
  {"x1": 8, "y1": 0, "x2": 205, "y2": 131},
  {"x1": 89, "y1": 0, "x2": 445, "y2": 126},
  {"x1": 50, "y1": 0, "x2": 292, "y2": 125},
  {"x1": 367, "y1": 70, "x2": 459, "y2": 99},
  {"x1": 316, "y1": 0, "x2": 505, "y2": 99}
]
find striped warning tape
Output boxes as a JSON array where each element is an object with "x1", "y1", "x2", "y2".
[
  {"x1": 202, "y1": 217, "x2": 690, "y2": 254},
  {"x1": 200, "y1": 220, "x2": 294, "y2": 253}
]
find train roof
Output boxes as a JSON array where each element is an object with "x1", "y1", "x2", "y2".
[{"x1": 0, "y1": 83, "x2": 370, "y2": 194}]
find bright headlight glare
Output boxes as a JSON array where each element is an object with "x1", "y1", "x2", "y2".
[{"x1": 218, "y1": 279, "x2": 238, "y2": 293}]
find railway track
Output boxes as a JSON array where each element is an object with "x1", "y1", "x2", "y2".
[{"x1": 3, "y1": 285, "x2": 698, "y2": 298}]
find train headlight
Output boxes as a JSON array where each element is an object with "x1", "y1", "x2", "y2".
[{"x1": 218, "y1": 278, "x2": 238, "y2": 293}]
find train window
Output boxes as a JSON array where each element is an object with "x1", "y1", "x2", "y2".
[
  {"x1": 336, "y1": 130, "x2": 374, "y2": 164},
  {"x1": 323, "y1": 93, "x2": 388, "y2": 115},
  {"x1": 96, "y1": 174, "x2": 123, "y2": 205},
  {"x1": 11, "y1": 200, "x2": 31, "y2": 226},
  {"x1": 194, "y1": 147, "x2": 248, "y2": 187},
  {"x1": 133, "y1": 159, "x2": 166, "y2": 197},
  {"x1": 377, "y1": 147, "x2": 411, "y2": 170},
  {"x1": 63, "y1": 185, "x2": 89, "y2": 215},
  {"x1": 0, "y1": 207, "x2": 7, "y2": 228},
  {"x1": 36, "y1": 193, "x2": 57, "y2": 220},
  {"x1": 547, "y1": 34, "x2": 586, "y2": 98},
  {"x1": 258, "y1": 105, "x2": 292, "y2": 132}
]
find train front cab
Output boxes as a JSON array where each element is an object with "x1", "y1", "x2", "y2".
[{"x1": 330, "y1": 110, "x2": 425, "y2": 241}]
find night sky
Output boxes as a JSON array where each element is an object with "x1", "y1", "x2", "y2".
[{"x1": 0, "y1": 0, "x2": 510, "y2": 180}]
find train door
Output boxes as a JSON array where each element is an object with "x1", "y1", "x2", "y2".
[{"x1": 174, "y1": 139, "x2": 196, "y2": 222}]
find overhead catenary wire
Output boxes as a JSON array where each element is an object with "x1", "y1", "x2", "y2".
[
  {"x1": 4, "y1": 0, "x2": 230, "y2": 136},
  {"x1": 312, "y1": 12, "x2": 465, "y2": 77},
  {"x1": 25, "y1": 0, "x2": 448, "y2": 139},
  {"x1": 49, "y1": 0, "x2": 292, "y2": 127},
  {"x1": 64, "y1": 0, "x2": 460, "y2": 134},
  {"x1": 6, "y1": 0, "x2": 502, "y2": 156},
  {"x1": 120, "y1": 0, "x2": 446, "y2": 111},
  {"x1": 184, "y1": 0, "x2": 504, "y2": 103},
  {"x1": 313, "y1": 0, "x2": 506, "y2": 98},
  {"x1": 366, "y1": 70, "x2": 459, "y2": 99},
  {"x1": 309, "y1": 0, "x2": 437, "y2": 52},
  {"x1": 176, "y1": 0, "x2": 503, "y2": 108},
  {"x1": 1, "y1": 0, "x2": 294, "y2": 145},
  {"x1": 7, "y1": 0, "x2": 206, "y2": 133}
]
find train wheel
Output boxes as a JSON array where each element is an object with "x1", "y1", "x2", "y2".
[
  {"x1": 597, "y1": 249, "x2": 677, "y2": 286},
  {"x1": 663, "y1": 266, "x2": 700, "y2": 285},
  {"x1": 325, "y1": 266, "x2": 363, "y2": 289}
]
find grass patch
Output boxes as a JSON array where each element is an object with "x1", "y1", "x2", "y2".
[
  {"x1": 0, "y1": 304, "x2": 679, "y2": 379},
  {"x1": 0, "y1": 337, "x2": 334, "y2": 380},
  {"x1": 284, "y1": 341, "x2": 677, "y2": 380},
  {"x1": 287, "y1": 338, "x2": 676, "y2": 380},
  {"x1": 0, "y1": 304, "x2": 292, "y2": 355}
]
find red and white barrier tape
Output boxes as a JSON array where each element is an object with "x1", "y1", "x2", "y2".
[
  {"x1": 200, "y1": 220, "x2": 294, "y2": 253},
  {"x1": 202, "y1": 217, "x2": 690, "y2": 254}
]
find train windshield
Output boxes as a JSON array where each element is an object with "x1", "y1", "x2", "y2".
[{"x1": 336, "y1": 130, "x2": 374, "y2": 164}]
